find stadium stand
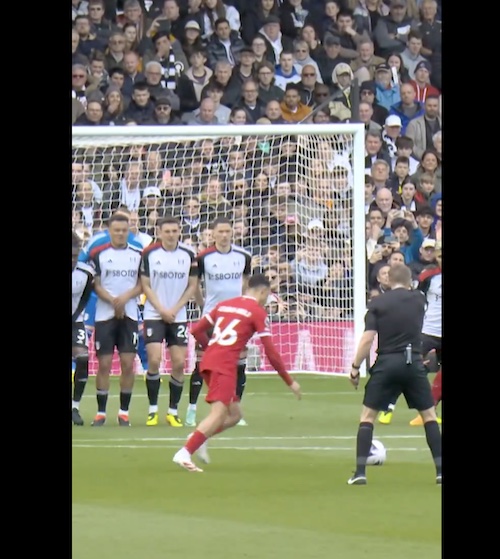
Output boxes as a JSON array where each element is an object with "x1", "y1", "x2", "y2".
[{"x1": 72, "y1": 0, "x2": 442, "y2": 323}]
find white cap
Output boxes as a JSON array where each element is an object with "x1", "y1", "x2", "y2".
[
  {"x1": 185, "y1": 20, "x2": 201, "y2": 31},
  {"x1": 385, "y1": 114, "x2": 402, "y2": 127},
  {"x1": 143, "y1": 186, "x2": 162, "y2": 198},
  {"x1": 421, "y1": 238, "x2": 436, "y2": 249},
  {"x1": 307, "y1": 218, "x2": 325, "y2": 230}
]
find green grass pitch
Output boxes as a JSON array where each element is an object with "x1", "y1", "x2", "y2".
[{"x1": 72, "y1": 374, "x2": 442, "y2": 559}]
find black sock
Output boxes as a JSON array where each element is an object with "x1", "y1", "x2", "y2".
[
  {"x1": 424, "y1": 420, "x2": 442, "y2": 476},
  {"x1": 189, "y1": 362, "x2": 203, "y2": 405},
  {"x1": 119, "y1": 390, "x2": 132, "y2": 412},
  {"x1": 355, "y1": 422, "x2": 374, "y2": 476},
  {"x1": 236, "y1": 363, "x2": 246, "y2": 400},
  {"x1": 169, "y1": 377, "x2": 184, "y2": 411},
  {"x1": 146, "y1": 372, "x2": 161, "y2": 406},
  {"x1": 72, "y1": 355, "x2": 89, "y2": 403},
  {"x1": 96, "y1": 389, "x2": 108, "y2": 414},
  {"x1": 73, "y1": 380, "x2": 87, "y2": 405}
]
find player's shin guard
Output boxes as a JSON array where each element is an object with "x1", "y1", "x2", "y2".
[
  {"x1": 72, "y1": 353, "x2": 89, "y2": 406},
  {"x1": 355, "y1": 422, "x2": 374, "y2": 476},
  {"x1": 236, "y1": 360, "x2": 247, "y2": 400},
  {"x1": 431, "y1": 369, "x2": 442, "y2": 406},
  {"x1": 189, "y1": 362, "x2": 203, "y2": 405}
]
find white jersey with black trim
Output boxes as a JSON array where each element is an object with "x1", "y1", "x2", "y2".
[
  {"x1": 422, "y1": 272, "x2": 442, "y2": 337},
  {"x1": 141, "y1": 242, "x2": 197, "y2": 322},
  {"x1": 197, "y1": 244, "x2": 252, "y2": 314},
  {"x1": 90, "y1": 243, "x2": 142, "y2": 322},
  {"x1": 72, "y1": 262, "x2": 95, "y2": 323}
]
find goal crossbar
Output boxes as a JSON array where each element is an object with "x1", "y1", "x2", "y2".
[{"x1": 72, "y1": 123, "x2": 367, "y2": 376}]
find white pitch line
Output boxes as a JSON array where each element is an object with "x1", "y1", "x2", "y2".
[
  {"x1": 102, "y1": 392, "x2": 357, "y2": 397},
  {"x1": 73, "y1": 434, "x2": 425, "y2": 443},
  {"x1": 72, "y1": 444, "x2": 425, "y2": 451}
]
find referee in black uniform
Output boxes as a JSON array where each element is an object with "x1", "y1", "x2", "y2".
[{"x1": 347, "y1": 264, "x2": 442, "y2": 485}]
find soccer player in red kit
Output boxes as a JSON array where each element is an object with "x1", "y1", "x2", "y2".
[{"x1": 172, "y1": 274, "x2": 302, "y2": 472}]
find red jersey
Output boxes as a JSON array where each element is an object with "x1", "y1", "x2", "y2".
[
  {"x1": 190, "y1": 295, "x2": 293, "y2": 386},
  {"x1": 409, "y1": 80, "x2": 440, "y2": 102}
]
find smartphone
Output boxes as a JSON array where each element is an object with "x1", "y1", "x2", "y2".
[{"x1": 391, "y1": 66, "x2": 399, "y2": 85}]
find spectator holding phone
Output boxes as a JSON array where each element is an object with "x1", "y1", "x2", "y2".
[
  {"x1": 389, "y1": 210, "x2": 423, "y2": 264},
  {"x1": 367, "y1": 233, "x2": 400, "y2": 291}
]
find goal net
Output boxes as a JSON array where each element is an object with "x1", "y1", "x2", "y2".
[{"x1": 72, "y1": 124, "x2": 366, "y2": 376}]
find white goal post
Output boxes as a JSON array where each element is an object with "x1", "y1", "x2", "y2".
[{"x1": 72, "y1": 123, "x2": 367, "y2": 376}]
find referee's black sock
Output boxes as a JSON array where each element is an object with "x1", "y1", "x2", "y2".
[
  {"x1": 355, "y1": 422, "x2": 374, "y2": 476},
  {"x1": 236, "y1": 362, "x2": 247, "y2": 400},
  {"x1": 189, "y1": 362, "x2": 203, "y2": 406},
  {"x1": 424, "y1": 420, "x2": 442, "y2": 476}
]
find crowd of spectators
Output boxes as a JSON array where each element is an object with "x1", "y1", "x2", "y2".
[{"x1": 72, "y1": 0, "x2": 443, "y2": 321}]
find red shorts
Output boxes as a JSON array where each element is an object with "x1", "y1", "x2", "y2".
[{"x1": 201, "y1": 370, "x2": 239, "y2": 407}]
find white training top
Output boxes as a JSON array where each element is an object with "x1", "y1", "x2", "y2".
[
  {"x1": 141, "y1": 242, "x2": 197, "y2": 322},
  {"x1": 72, "y1": 261, "x2": 95, "y2": 323},
  {"x1": 422, "y1": 272, "x2": 442, "y2": 338},
  {"x1": 197, "y1": 244, "x2": 252, "y2": 314},
  {"x1": 90, "y1": 243, "x2": 142, "y2": 322}
]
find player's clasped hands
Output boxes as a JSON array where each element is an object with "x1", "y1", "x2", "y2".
[
  {"x1": 112, "y1": 295, "x2": 128, "y2": 318},
  {"x1": 289, "y1": 381, "x2": 302, "y2": 400},
  {"x1": 160, "y1": 308, "x2": 177, "y2": 323}
]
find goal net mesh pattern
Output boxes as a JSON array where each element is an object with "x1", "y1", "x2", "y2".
[{"x1": 72, "y1": 129, "x2": 359, "y2": 375}]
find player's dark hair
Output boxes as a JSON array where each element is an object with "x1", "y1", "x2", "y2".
[
  {"x1": 248, "y1": 273, "x2": 271, "y2": 290},
  {"x1": 108, "y1": 213, "x2": 129, "y2": 226},
  {"x1": 212, "y1": 216, "x2": 232, "y2": 229},
  {"x1": 158, "y1": 216, "x2": 180, "y2": 228}
]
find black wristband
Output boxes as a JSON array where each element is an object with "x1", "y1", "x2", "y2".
[{"x1": 351, "y1": 364, "x2": 360, "y2": 370}]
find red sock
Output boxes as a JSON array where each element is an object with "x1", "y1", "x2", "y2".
[
  {"x1": 185, "y1": 430, "x2": 207, "y2": 455},
  {"x1": 431, "y1": 370, "x2": 442, "y2": 406}
]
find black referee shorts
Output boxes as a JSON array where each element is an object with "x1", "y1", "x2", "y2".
[{"x1": 363, "y1": 353, "x2": 435, "y2": 412}]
